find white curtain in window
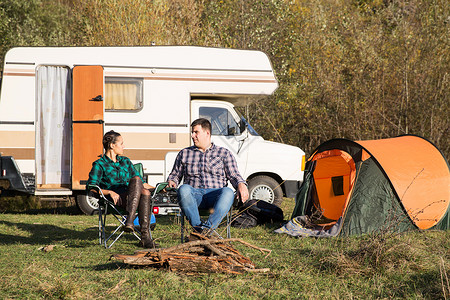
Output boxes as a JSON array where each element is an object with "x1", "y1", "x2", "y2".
[
  {"x1": 36, "y1": 66, "x2": 72, "y2": 186},
  {"x1": 106, "y1": 82, "x2": 138, "y2": 110}
]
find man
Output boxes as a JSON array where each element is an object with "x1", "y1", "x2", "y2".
[{"x1": 167, "y1": 118, "x2": 249, "y2": 234}]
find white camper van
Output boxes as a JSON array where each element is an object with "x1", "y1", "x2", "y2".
[{"x1": 0, "y1": 46, "x2": 305, "y2": 214}]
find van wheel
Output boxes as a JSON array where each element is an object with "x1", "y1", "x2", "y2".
[
  {"x1": 247, "y1": 176, "x2": 283, "y2": 207},
  {"x1": 76, "y1": 193, "x2": 99, "y2": 215}
]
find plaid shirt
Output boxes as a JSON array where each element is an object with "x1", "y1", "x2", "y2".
[
  {"x1": 87, "y1": 155, "x2": 144, "y2": 191},
  {"x1": 167, "y1": 144, "x2": 245, "y2": 189}
]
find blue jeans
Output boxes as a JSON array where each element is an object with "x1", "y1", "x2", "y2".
[{"x1": 177, "y1": 184, "x2": 234, "y2": 230}]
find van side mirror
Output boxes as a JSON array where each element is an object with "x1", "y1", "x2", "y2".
[
  {"x1": 228, "y1": 126, "x2": 236, "y2": 136},
  {"x1": 239, "y1": 119, "x2": 246, "y2": 132}
]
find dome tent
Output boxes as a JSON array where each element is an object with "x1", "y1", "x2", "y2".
[{"x1": 277, "y1": 135, "x2": 449, "y2": 237}]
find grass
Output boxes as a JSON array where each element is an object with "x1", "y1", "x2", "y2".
[{"x1": 0, "y1": 198, "x2": 448, "y2": 299}]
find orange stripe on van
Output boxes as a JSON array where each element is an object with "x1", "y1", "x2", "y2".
[
  {"x1": 0, "y1": 148, "x2": 180, "y2": 161},
  {"x1": 0, "y1": 131, "x2": 35, "y2": 147},
  {"x1": 3, "y1": 71, "x2": 35, "y2": 77},
  {"x1": 123, "y1": 149, "x2": 181, "y2": 160},
  {"x1": 0, "y1": 148, "x2": 34, "y2": 159}
]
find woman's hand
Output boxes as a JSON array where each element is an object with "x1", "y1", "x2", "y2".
[
  {"x1": 143, "y1": 183, "x2": 154, "y2": 190},
  {"x1": 107, "y1": 190, "x2": 120, "y2": 204}
]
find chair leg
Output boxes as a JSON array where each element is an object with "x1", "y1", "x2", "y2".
[
  {"x1": 96, "y1": 192, "x2": 143, "y2": 248},
  {"x1": 180, "y1": 211, "x2": 185, "y2": 243},
  {"x1": 106, "y1": 205, "x2": 131, "y2": 248},
  {"x1": 226, "y1": 207, "x2": 232, "y2": 239},
  {"x1": 98, "y1": 205, "x2": 103, "y2": 246},
  {"x1": 98, "y1": 203, "x2": 108, "y2": 248}
]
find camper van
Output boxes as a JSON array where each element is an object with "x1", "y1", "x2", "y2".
[{"x1": 0, "y1": 46, "x2": 305, "y2": 215}]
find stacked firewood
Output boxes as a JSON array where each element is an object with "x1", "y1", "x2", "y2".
[{"x1": 113, "y1": 233, "x2": 271, "y2": 274}]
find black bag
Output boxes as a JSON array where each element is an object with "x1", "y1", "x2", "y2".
[{"x1": 231, "y1": 199, "x2": 284, "y2": 229}]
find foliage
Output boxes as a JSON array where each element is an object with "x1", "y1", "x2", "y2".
[
  {"x1": 72, "y1": 0, "x2": 205, "y2": 46},
  {"x1": 0, "y1": 0, "x2": 78, "y2": 72},
  {"x1": 0, "y1": 0, "x2": 448, "y2": 158},
  {"x1": 237, "y1": 0, "x2": 449, "y2": 157}
]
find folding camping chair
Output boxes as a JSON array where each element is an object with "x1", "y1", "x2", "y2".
[
  {"x1": 89, "y1": 163, "x2": 167, "y2": 248},
  {"x1": 89, "y1": 184, "x2": 141, "y2": 248},
  {"x1": 179, "y1": 195, "x2": 237, "y2": 243}
]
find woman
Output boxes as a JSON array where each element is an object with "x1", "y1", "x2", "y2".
[{"x1": 87, "y1": 130, "x2": 157, "y2": 248}]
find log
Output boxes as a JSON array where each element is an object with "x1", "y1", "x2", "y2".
[{"x1": 113, "y1": 237, "x2": 270, "y2": 274}]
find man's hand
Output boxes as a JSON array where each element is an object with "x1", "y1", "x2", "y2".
[
  {"x1": 238, "y1": 182, "x2": 249, "y2": 203},
  {"x1": 168, "y1": 180, "x2": 177, "y2": 189}
]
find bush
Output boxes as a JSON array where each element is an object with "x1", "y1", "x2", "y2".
[
  {"x1": 0, "y1": 0, "x2": 78, "y2": 72},
  {"x1": 1, "y1": 0, "x2": 448, "y2": 158}
]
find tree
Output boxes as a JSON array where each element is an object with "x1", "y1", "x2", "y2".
[
  {"x1": 72, "y1": 0, "x2": 205, "y2": 46},
  {"x1": 0, "y1": 0, "x2": 77, "y2": 72},
  {"x1": 1, "y1": 0, "x2": 447, "y2": 158}
]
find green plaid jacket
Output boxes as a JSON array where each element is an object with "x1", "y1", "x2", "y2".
[{"x1": 86, "y1": 155, "x2": 144, "y2": 191}]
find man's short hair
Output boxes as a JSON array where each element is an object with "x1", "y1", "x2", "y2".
[{"x1": 191, "y1": 118, "x2": 211, "y2": 133}]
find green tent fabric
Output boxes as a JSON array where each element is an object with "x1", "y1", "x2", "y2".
[
  {"x1": 281, "y1": 135, "x2": 449, "y2": 237},
  {"x1": 340, "y1": 157, "x2": 415, "y2": 235}
]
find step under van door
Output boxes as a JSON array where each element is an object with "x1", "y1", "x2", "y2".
[{"x1": 72, "y1": 66, "x2": 104, "y2": 190}]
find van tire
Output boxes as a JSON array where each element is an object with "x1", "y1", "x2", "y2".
[
  {"x1": 76, "y1": 193, "x2": 99, "y2": 215},
  {"x1": 247, "y1": 175, "x2": 283, "y2": 207}
]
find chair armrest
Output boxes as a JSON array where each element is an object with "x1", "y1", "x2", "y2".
[
  {"x1": 151, "y1": 182, "x2": 177, "y2": 198},
  {"x1": 86, "y1": 184, "x2": 106, "y2": 199}
]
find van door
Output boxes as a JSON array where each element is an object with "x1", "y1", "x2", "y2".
[
  {"x1": 191, "y1": 100, "x2": 248, "y2": 174},
  {"x1": 72, "y1": 66, "x2": 104, "y2": 190},
  {"x1": 35, "y1": 65, "x2": 72, "y2": 190}
]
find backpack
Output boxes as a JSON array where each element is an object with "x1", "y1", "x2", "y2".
[{"x1": 231, "y1": 199, "x2": 284, "y2": 229}]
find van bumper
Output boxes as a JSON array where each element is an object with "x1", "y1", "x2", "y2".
[{"x1": 284, "y1": 180, "x2": 301, "y2": 198}]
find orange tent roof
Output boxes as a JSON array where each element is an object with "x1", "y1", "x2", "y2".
[{"x1": 356, "y1": 135, "x2": 450, "y2": 229}]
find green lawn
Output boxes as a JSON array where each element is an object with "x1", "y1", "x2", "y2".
[{"x1": 0, "y1": 198, "x2": 448, "y2": 299}]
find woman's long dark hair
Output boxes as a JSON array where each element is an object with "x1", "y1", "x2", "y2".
[{"x1": 102, "y1": 130, "x2": 121, "y2": 151}]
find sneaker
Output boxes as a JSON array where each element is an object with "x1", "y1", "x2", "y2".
[
  {"x1": 193, "y1": 226, "x2": 205, "y2": 234},
  {"x1": 187, "y1": 227, "x2": 210, "y2": 242}
]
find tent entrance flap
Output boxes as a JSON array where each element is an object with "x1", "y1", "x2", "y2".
[{"x1": 311, "y1": 150, "x2": 356, "y2": 223}]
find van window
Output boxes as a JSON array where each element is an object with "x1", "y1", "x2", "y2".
[
  {"x1": 199, "y1": 106, "x2": 241, "y2": 136},
  {"x1": 105, "y1": 77, "x2": 143, "y2": 111}
]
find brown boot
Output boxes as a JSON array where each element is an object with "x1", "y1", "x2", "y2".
[
  {"x1": 124, "y1": 177, "x2": 143, "y2": 232},
  {"x1": 140, "y1": 235, "x2": 158, "y2": 249},
  {"x1": 138, "y1": 192, "x2": 159, "y2": 248}
]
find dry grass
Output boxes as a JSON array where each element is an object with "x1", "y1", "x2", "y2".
[{"x1": 0, "y1": 197, "x2": 448, "y2": 299}]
